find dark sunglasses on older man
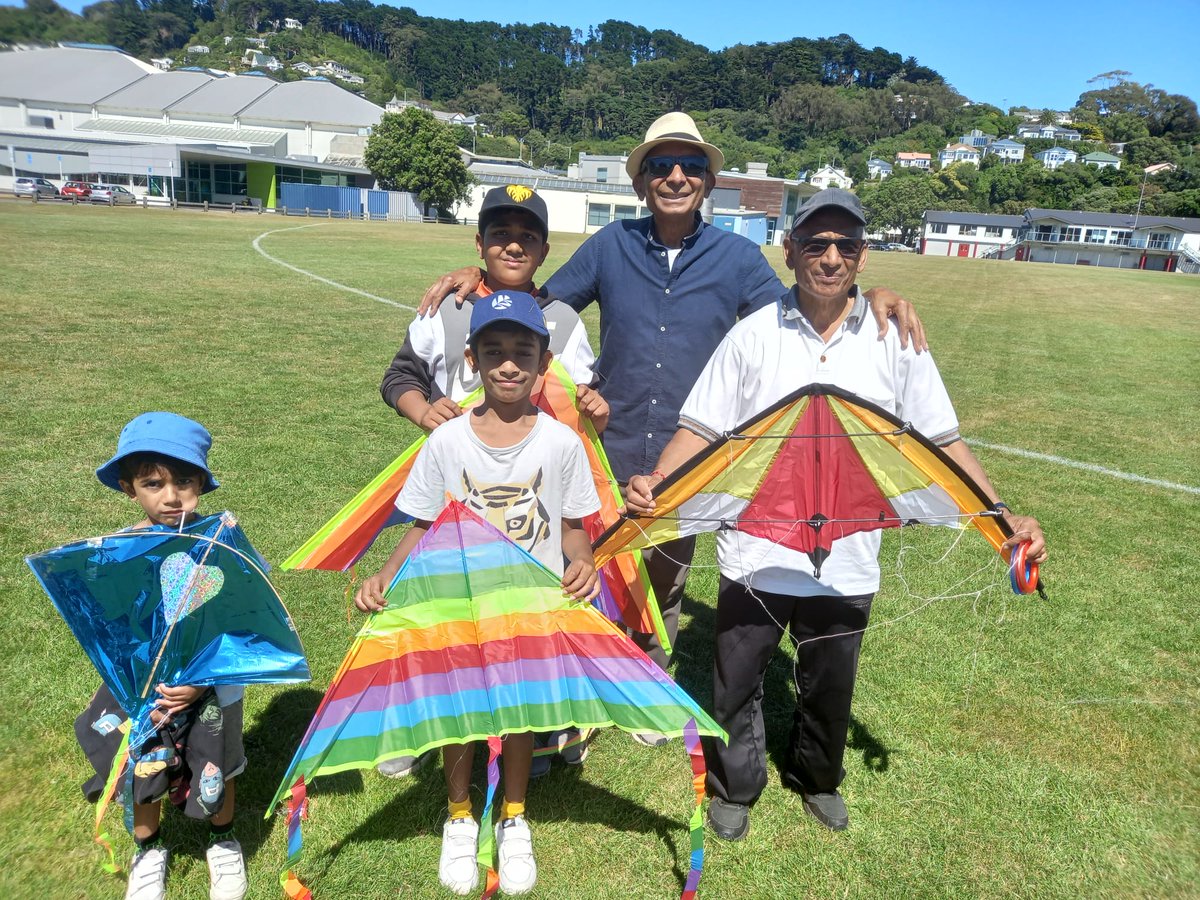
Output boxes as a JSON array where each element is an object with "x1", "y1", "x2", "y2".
[
  {"x1": 794, "y1": 236, "x2": 866, "y2": 259},
  {"x1": 642, "y1": 155, "x2": 709, "y2": 179}
]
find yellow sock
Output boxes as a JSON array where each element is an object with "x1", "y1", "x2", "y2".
[
  {"x1": 501, "y1": 800, "x2": 525, "y2": 820},
  {"x1": 448, "y1": 799, "x2": 473, "y2": 821}
]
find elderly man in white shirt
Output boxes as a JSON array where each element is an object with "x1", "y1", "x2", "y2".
[{"x1": 627, "y1": 188, "x2": 1046, "y2": 841}]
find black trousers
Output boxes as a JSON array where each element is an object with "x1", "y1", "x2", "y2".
[{"x1": 703, "y1": 575, "x2": 873, "y2": 806}]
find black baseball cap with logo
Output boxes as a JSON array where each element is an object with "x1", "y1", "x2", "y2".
[{"x1": 478, "y1": 184, "x2": 549, "y2": 238}]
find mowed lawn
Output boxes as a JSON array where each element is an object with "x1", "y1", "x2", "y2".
[{"x1": 1, "y1": 200, "x2": 1197, "y2": 899}]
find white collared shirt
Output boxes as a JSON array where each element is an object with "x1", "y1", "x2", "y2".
[{"x1": 677, "y1": 287, "x2": 960, "y2": 596}]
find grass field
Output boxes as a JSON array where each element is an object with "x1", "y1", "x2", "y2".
[{"x1": 1, "y1": 199, "x2": 1197, "y2": 899}]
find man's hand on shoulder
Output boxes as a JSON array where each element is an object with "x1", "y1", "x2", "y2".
[
  {"x1": 418, "y1": 266, "x2": 485, "y2": 316},
  {"x1": 863, "y1": 286, "x2": 928, "y2": 353}
]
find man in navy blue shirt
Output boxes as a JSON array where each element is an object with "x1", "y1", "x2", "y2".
[{"x1": 416, "y1": 113, "x2": 925, "y2": 711}]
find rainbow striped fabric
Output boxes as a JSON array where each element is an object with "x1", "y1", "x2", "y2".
[{"x1": 271, "y1": 501, "x2": 724, "y2": 898}]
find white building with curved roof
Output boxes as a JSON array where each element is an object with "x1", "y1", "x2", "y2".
[{"x1": 0, "y1": 45, "x2": 380, "y2": 204}]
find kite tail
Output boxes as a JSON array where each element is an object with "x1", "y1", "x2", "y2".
[
  {"x1": 681, "y1": 718, "x2": 707, "y2": 900},
  {"x1": 93, "y1": 729, "x2": 131, "y2": 874},
  {"x1": 279, "y1": 778, "x2": 313, "y2": 899},
  {"x1": 477, "y1": 736, "x2": 502, "y2": 900}
]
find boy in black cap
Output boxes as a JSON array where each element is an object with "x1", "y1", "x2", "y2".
[
  {"x1": 381, "y1": 184, "x2": 608, "y2": 432},
  {"x1": 357, "y1": 291, "x2": 601, "y2": 896},
  {"x1": 377, "y1": 184, "x2": 606, "y2": 781}
]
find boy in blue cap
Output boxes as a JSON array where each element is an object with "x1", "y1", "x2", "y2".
[
  {"x1": 81, "y1": 412, "x2": 248, "y2": 900},
  {"x1": 356, "y1": 291, "x2": 602, "y2": 896}
]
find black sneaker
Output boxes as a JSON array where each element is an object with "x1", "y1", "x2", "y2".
[
  {"x1": 706, "y1": 796, "x2": 749, "y2": 841},
  {"x1": 802, "y1": 791, "x2": 849, "y2": 831}
]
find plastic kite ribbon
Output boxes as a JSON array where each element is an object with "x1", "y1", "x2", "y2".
[
  {"x1": 269, "y1": 500, "x2": 725, "y2": 898},
  {"x1": 280, "y1": 360, "x2": 668, "y2": 648},
  {"x1": 26, "y1": 512, "x2": 311, "y2": 862},
  {"x1": 593, "y1": 384, "x2": 1044, "y2": 597}
]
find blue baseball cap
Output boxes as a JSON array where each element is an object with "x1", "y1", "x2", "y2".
[
  {"x1": 96, "y1": 412, "x2": 219, "y2": 493},
  {"x1": 468, "y1": 290, "x2": 550, "y2": 343}
]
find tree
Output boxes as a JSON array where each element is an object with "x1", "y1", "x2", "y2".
[
  {"x1": 862, "y1": 170, "x2": 938, "y2": 244},
  {"x1": 364, "y1": 108, "x2": 473, "y2": 217}
]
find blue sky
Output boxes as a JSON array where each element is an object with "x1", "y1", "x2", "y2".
[{"x1": 42, "y1": 0, "x2": 1200, "y2": 110}]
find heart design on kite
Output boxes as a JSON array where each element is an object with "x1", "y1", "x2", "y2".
[{"x1": 160, "y1": 552, "x2": 225, "y2": 623}]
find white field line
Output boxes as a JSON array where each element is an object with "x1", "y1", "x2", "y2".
[
  {"x1": 252, "y1": 224, "x2": 417, "y2": 311},
  {"x1": 967, "y1": 439, "x2": 1200, "y2": 496}
]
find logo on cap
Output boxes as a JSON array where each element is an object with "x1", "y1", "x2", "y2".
[
  {"x1": 492, "y1": 293, "x2": 513, "y2": 310},
  {"x1": 506, "y1": 185, "x2": 533, "y2": 203}
]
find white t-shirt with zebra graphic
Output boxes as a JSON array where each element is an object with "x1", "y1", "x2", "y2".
[{"x1": 396, "y1": 411, "x2": 600, "y2": 574}]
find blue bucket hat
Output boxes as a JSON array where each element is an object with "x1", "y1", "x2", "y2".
[
  {"x1": 96, "y1": 412, "x2": 219, "y2": 493},
  {"x1": 468, "y1": 290, "x2": 549, "y2": 343}
]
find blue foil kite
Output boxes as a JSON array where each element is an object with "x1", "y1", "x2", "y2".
[{"x1": 27, "y1": 511, "x2": 310, "y2": 750}]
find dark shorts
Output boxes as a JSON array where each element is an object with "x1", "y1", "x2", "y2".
[{"x1": 76, "y1": 686, "x2": 245, "y2": 821}]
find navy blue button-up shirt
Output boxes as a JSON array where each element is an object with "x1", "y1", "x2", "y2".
[{"x1": 544, "y1": 214, "x2": 786, "y2": 482}]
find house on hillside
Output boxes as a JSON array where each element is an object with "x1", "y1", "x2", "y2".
[
  {"x1": 1144, "y1": 162, "x2": 1177, "y2": 176},
  {"x1": 186, "y1": 45, "x2": 210, "y2": 55},
  {"x1": 985, "y1": 138, "x2": 1025, "y2": 163},
  {"x1": 938, "y1": 143, "x2": 981, "y2": 167},
  {"x1": 808, "y1": 164, "x2": 852, "y2": 189},
  {"x1": 284, "y1": 18, "x2": 303, "y2": 29},
  {"x1": 1034, "y1": 146, "x2": 1078, "y2": 169},
  {"x1": 867, "y1": 158, "x2": 892, "y2": 180},
  {"x1": 150, "y1": 57, "x2": 172, "y2": 70},
  {"x1": 1016, "y1": 123, "x2": 1080, "y2": 142},
  {"x1": 959, "y1": 129, "x2": 996, "y2": 148},
  {"x1": 895, "y1": 151, "x2": 931, "y2": 170},
  {"x1": 1081, "y1": 151, "x2": 1121, "y2": 170}
]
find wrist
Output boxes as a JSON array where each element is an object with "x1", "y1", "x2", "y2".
[{"x1": 993, "y1": 500, "x2": 1012, "y2": 515}]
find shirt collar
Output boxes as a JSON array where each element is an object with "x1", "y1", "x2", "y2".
[
  {"x1": 646, "y1": 213, "x2": 705, "y2": 250},
  {"x1": 782, "y1": 284, "x2": 864, "y2": 327}
]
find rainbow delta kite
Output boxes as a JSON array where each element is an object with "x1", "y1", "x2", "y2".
[
  {"x1": 281, "y1": 360, "x2": 668, "y2": 647},
  {"x1": 593, "y1": 384, "x2": 1042, "y2": 596},
  {"x1": 270, "y1": 501, "x2": 724, "y2": 900}
]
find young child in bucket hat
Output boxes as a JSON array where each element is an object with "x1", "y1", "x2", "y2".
[{"x1": 81, "y1": 412, "x2": 249, "y2": 900}]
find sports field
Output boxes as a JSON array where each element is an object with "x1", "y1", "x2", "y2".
[{"x1": 2, "y1": 200, "x2": 1197, "y2": 899}]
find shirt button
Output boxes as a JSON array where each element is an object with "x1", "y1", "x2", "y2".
[
  {"x1": 820, "y1": 355, "x2": 827, "y2": 362},
  {"x1": 647, "y1": 433, "x2": 653, "y2": 439},
  {"x1": 665, "y1": 288, "x2": 671, "y2": 294},
  {"x1": 655, "y1": 363, "x2": 662, "y2": 368},
  {"x1": 660, "y1": 326, "x2": 666, "y2": 332},
  {"x1": 660, "y1": 251, "x2": 666, "y2": 256},
  {"x1": 651, "y1": 399, "x2": 657, "y2": 404}
]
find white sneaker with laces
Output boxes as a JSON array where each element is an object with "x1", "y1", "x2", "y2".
[
  {"x1": 125, "y1": 845, "x2": 169, "y2": 900},
  {"x1": 206, "y1": 838, "x2": 248, "y2": 900},
  {"x1": 496, "y1": 815, "x2": 537, "y2": 895},
  {"x1": 439, "y1": 817, "x2": 480, "y2": 895}
]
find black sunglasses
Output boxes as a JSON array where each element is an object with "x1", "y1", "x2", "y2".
[
  {"x1": 642, "y1": 154, "x2": 709, "y2": 179},
  {"x1": 795, "y1": 237, "x2": 866, "y2": 259}
]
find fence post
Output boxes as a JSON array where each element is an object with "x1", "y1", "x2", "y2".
[
  {"x1": 327, "y1": 208, "x2": 332, "y2": 219},
  {"x1": 203, "y1": 201, "x2": 209, "y2": 212},
  {"x1": 231, "y1": 203, "x2": 237, "y2": 213},
  {"x1": 305, "y1": 207, "x2": 310, "y2": 217}
]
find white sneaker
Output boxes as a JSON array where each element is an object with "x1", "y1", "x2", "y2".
[
  {"x1": 496, "y1": 816, "x2": 537, "y2": 895},
  {"x1": 438, "y1": 817, "x2": 480, "y2": 895},
  {"x1": 125, "y1": 846, "x2": 168, "y2": 900},
  {"x1": 206, "y1": 839, "x2": 248, "y2": 900}
]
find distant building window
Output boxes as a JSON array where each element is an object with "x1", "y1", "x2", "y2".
[
  {"x1": 930, "y1": 222, "x2": 948, "y2": 234},
  {"x1": 1064, "y1": 227, "x2": 1081, "y2": 242},
  {"x1": 587, "y1": 203, "x2": 611, "y2": 227},
  {"x1": 1149, "y1": 231, "x2": 1172, "y2": 250},
  {"x1": 595, "y1": 167, "x2": 608, "y2": 183},
  {"x1": 613, "y1": 205, "x2": 637, "y2": 221},
  {"x1": 985, "y1": 226, "x2": 1004, "y2": 237},
  {"x1": 957, "y1": 225, "x2": 977, "y2": 235},
  {"x1": 1085, "y1": 228, "x2": 1106, "y2": 244},
  {"x1": 1111, "y1": 230, "x2": 1132, "y2": 246}
]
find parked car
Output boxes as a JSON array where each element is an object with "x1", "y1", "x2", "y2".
[
  {"x1": 89, "y1": 183, "x2": 137, "y2": 204},
  {"x1": 13, "y1": 176, "x2": 59, "y2": 198},
  {"x1": 61, "y1": 180, "x2": 92, "y2": 199},
  {"x1": 886, "y1": 242, "x2": 915, "y2": 252},
  {"x1": 868, "y1": 241, "x2": 890, "y2": 251}
]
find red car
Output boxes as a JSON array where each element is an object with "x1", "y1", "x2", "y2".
[{"x1": 61, "y1": 180, "x2": 92, "y2": 199}]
